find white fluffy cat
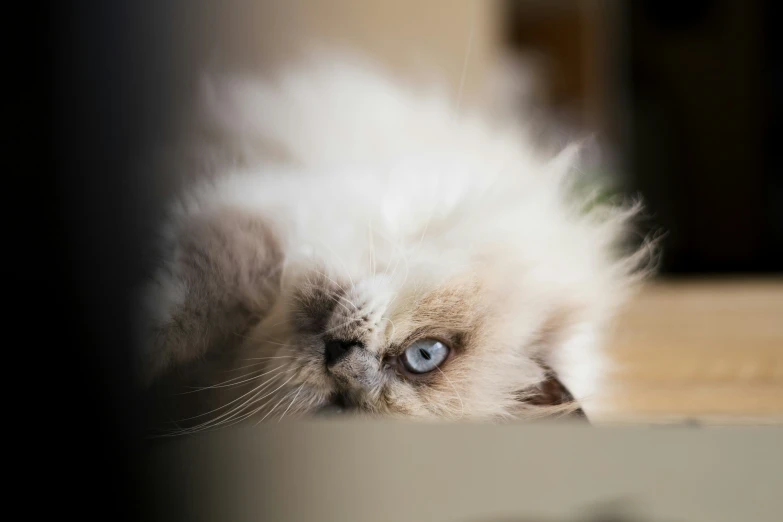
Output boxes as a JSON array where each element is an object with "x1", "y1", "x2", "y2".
[{"x1": 139, "y1": 52, "x2": 654, "y2": 432}]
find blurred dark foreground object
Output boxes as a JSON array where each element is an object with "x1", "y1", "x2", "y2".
[{"x1": 143, "y1": 422, "x2": 782, "y2": 522}]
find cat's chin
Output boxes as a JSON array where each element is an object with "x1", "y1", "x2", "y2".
[
  {"x1": 312, "y1": 391, "x2": 355, "y2": 417},
  {"x1": 313, "y1": 403, "x2": 345, "y2": 417}
]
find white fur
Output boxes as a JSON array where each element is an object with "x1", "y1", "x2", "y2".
[{"x1": 148, "y1": 52, "x2": 650, "y2": 420}]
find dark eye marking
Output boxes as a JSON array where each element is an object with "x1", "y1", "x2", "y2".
[{"x1": 291, "y1": 273, "x2": 348, "y2": 334}]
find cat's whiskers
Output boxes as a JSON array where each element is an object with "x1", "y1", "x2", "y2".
[
  {"x1": 278, "y1": 383, "x2": 306, "y2": 423},
  {"x1": 222, "y1": 373, "x2": 300, "y2": 427},
  {"x1": 293, "y1": 288, "x2": 356, "y2": 320},
  {"x1": 308, "y1": 269, "x2": 350, "y2": 295},
  {"x1": 240, "y1": 354, "x2": 295, "y2": 361},
  {"x1": 375, "y1": 230, "x2": 401, "y2": 278},
  {"x1": 316, "y1": 239, "x2": 356, "y2": 289},
  {"x1": 309, "y1": 269, "x2": 360, "y2": 312},
  {"x1": 372, "y1": 227, "x2": 412, "y2": 296},
  {"x1": 326, "y1": 292, "x2": 359, "y2": 316},
  {"x1": 252, "y1": 337, "x2": 294, "y2": 348},
  {"x1": 190, "y1": 356, "x2": 298, "y2": 394},
  {"x1": 165, "y1": 368, "x2": 292, "y2": 433},
  {"x1": 175, "y1": 371, "x2": 299, "y2": 434},
  {"x1": 380, "y1": 316, "x2": 397, "y2": 340},
  {"x1": 177, "y1": 366, "x2": 279, "y2": 394},
  {"x1": 231, "y1": 331, "x2": 297, "y2": 350},
  {"x1": 255, "y1": 390, "x2": 295, "y2": 425},
  {"x1": 255, "y1": 316, "x2": 289, "y2": 330},
  {"x1": 194, "y1": 384, "x2": 294, "y2": 432},
  {"x1": 389, "y1": 247, "x2": 411, "y2": 291},
  {"x1": 454, "y1": 0, "x2": 476, "y2": 117},
  {"x1": 414, "y1": 211, "x2": 433, "y2": 256},
  {"x1": 319, "y1": 316, "x2": 365, "y2": 337},
  {"x1": 400, "y1": 0, "x2": 476, "y2": 266},
  {"x1": 224, "y1": 358, "x2": 294, "y2": 372},
  {"x1": 176, "y1": 366, "x2": 291, "y2": 414}
]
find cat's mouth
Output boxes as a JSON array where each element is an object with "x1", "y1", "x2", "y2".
[
  {"x1": 314, "y1": 392, "x2": 353, "y2": 416},
  {"x1": 314, "y1": 402, "x2": 344, "y2": 416}
]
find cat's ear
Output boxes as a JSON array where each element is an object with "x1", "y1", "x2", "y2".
[
  {"x1": 137, "y1": 208, "x2": 283, "y2": 387},
  {"x1": 524, "y1": 366, "x2": 588, "y2": 421},
  {"x1": 520, "y1": 308, "x2": 593, "y2": 421}
]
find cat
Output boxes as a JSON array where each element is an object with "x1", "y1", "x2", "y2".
[{"x1": 138, "y1": 51, "x2": 656, "y2": 434}]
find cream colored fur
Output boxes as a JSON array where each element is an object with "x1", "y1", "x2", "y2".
[{"x1": 139, "y1": 52, "x2": 655, "y2": 431}]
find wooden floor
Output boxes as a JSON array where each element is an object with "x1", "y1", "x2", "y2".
[{"x1": 599, "y1": 278, "x2": 783, "y2": 424}]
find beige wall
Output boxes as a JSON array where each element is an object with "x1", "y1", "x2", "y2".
[{"x1": 195, "y1": 0, "x2": 502, "y2": 106}]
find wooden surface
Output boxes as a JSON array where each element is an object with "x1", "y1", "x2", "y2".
[{"x1": 601, "y1": 278, "x2": 783, "y2": 424}]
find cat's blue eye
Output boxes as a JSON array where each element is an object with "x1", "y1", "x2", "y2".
[{"x1": 400, "y1": 339, "x2": 449, "y2": 374}]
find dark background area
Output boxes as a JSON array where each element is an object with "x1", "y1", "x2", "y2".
[
  {"x1": 626, "y1": 0, "x2": 782, "y2": 274},
  {"x1": 51, "y1": 1, "x2": 175, "y2": 520},
  {"x1": 504, "y1": 0, "x2": 781, "y2": 275}
]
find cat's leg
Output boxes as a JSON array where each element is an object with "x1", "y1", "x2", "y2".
[{"x1": 138, "y1": 206, "x2": 283, "y2": 386}]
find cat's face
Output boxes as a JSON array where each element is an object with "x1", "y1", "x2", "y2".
[
  {"x1": 236, "y1": 238, "x2": 592, "y2": 422},
  {"x1": 139, "y1": 54, "x2": 660, "y2": 432}
]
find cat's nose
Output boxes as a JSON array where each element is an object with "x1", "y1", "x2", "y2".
[{"x1": 324, "y1": 339, "x2": 358, "y2": 366}]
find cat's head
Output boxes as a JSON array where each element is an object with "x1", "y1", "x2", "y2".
[
  {"x1": 143, "y1": 183, "x2": 654, "y2": 430},
  {"x1": 141, "y1": 55, "x2": 658, "y2": 430},
  {"x1": 199, "y1": 169, "x2": 656, "y2": 424},
  {"x1": 142, "y1": 155, "x2": 656, "y2": 431},
  {"x1": 257, "y1": 260, "x2": 582, "y2": 421}
]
